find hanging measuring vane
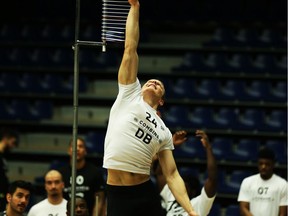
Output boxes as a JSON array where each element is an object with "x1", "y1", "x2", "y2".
[
  {"x1": 75, "y1": 0, "x2": 129, "y2": 51},
  {"x1": 102, "y1": 0, "x2": 130, "y2": 43}
]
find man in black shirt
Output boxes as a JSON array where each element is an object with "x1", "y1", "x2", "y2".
[
  {"x1": 0, "y1": 128, "x2": 19, "y2": 212},
  {"x1": 58, "y1": 138, "x2": 106, "y2": 216}
]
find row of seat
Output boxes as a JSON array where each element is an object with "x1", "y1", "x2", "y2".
[
  {"x1": 0, "y1": 73, "x2": 88, "y2": 94},
  {"x1": 0, "y1": 23, "x2": 101, "y2": 43},
  {"x1": 162, "y1": 106, "x2": 287, "y2": 133},
  {"x1": 0, "y1": 100, "x2": 53, "y2": 121},
  {"x1": 172, "y1": 52, "x2": 287, "y2": 75},
  {"x1": 0, "y1": 48, "x2": 120, "y2": 69},
  {"x1": 164, "y1": 78, "x2": 286, "y2": 102},
  {"x1": 1, "y1": 72, "x2": 286, "y2": 103},
  {"x1": 84, "y1": 130, "x2": 287, "y2": 164},
  {"x1": 203, "y1": 27, "x2": 286, "y2": 49},
  {"x1": 0, "y1": 47, "x2": 286, "y2": 75},
  {"x1": 174, "y1": 137, "x2": 287, "y2": 164}
]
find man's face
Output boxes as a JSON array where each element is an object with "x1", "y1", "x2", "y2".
[
  {"x1": 45, "y1": 172, "x2": 64, "y2": 197},
  {"x1": 74, "y1": 198, "x2": 89, "y2": 216},
  {"x1": 68, "y1": 139, "x2": 87, "y2": 161},
  {"x1": 7, "y1": 188, "x2": 30, "y2": 214},
  {"x1": 258, "y1": 158, "x2": 274, "y2": 180},
  {"x1": 3, "y1": 136, "x2": 18, "y2": 154},
  {"x1": 142, "y1": 79, "x2": 165, "y2": 104}
]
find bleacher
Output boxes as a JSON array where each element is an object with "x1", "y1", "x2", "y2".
[{"x1": 1, "y1": 0, "x2": 287, "y2": 215}]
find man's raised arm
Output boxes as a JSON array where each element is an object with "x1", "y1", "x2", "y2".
[{"x1": 118, "y1": 0, "x2": 140, "y2": 85}]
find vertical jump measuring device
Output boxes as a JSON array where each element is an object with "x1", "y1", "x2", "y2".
[{"x1": 71, "y1": 0, "x2": 129, "y2": 215}]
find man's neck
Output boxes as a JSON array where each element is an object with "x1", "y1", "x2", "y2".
[
  {"x1": 0, "y1": 142, "x2": 5, "y2": 153},
  {"x1": 48, "y1": 195, "x2": 63, "y2": 205},
  {"x1": 6, "y1": 206, "x2": 22, "y2": 216},
  {"x1": 70, "y1": 159, "x2": 86, "y2": 170}
]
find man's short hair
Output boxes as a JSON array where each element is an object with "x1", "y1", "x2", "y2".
[
  {"x1": 8, "y1": 180, "x2": 33, "y2": 195},
  {"x1": 68, "y1": 137, "x2": 86, "y2": 147},
  {"x1": 66, "y1": 196, "x2": 88, "y2": 212},
  {"x1": 258, "y1": 147, "x2": 276, "y2": 161},
  {"x1": 0, "y1": 127, "x2": 19, "y2": 145}
]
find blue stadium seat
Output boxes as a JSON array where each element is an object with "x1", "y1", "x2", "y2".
[
  {"x1": 226, "y1": 53, "x2": 254, "y2": 73},
  {"x1": 85, "y1": 131, "x2": 105, "y2": 154},
  {"x1": 225, "y1": 170, "x2": 251, "y2": 194},
  {"x1": 178, "y1": 167, "x2": 199, "y2": 177},
  {"x1": 234, "y1": 28, "x2": 259, "y2": 47},
  {"x1": 50, "y1": 48, "x2": 73, "y2": 68},
  {"x1": 252, "y1": 54, "x2": 277, "y2": 74},
  {"x1": 171, "y1": 53, "x2": 205, "y2": 72},
  {"x1": 0, "y1": 101, "x2": 14, "y2": 120},
  {"x1": 269, "y1": 81, "x2": 287, "y2": 102},
  {"x1": 237, "y1": 109, "x2": 265, "y2": 131},
  {"x1": 218, "y1": 80, "x2": 246, "y2": 101},
  {"x1": 244, "y1": 80, "x2": 271, "y2": 101},
  {"x1": 0, "y1": 72, "x2": 21, "y2": 93},
  {"x1": 33, "y1": 100, "x2": 54, "y2": 119},
  {"x1": 258, "y1": 29, "x2": 285, "y2": 48},
  {"x1": 208, "y1": 203, "x2": 221, "y2": 216},
  {"x1": 9, "y1": 100, "x2": 38, "y2": 121},
  {"x1": 265, "y1": 140, "x2": 287, "y2": 164},
  {"x1": 60, "y1": 75, "x2": 88, "y2": 94},
  {"x1": 203, "y1": 28, "x2": 235, "y2": 47},
  {"x1": 202, "y1": 53, "x2": 228, "y2": 72},
  {"x1": 227, "y1": 139, "x2": 260, "y2": 162},
  {"x1": 274, "y1": 55, "x2": 287, "y2": 74},
  {"x1": 19, "y1": 74, "x2": 44, "y2": 93},
  {"x1": 264, "y1": 110, "x2": 287, "y2": 132},
  {"x1": 225, "y1": 204, "x2": 240, "y2": 216},
  {"x1": 162, "y1": 105, "x2": 190, "y2": 128},
  {"x1": 173, "y1": 136, "x2": 204, "y2": 159},
  {"x1": 213, "y1": 108, "x2": 238, "y2": 130},
  {"x1": 188, "y1": 107, "x2": 214, "y2": 129},
  {"x1": 40, "y1": 74, "x2": 63, "y2": 93},
  {"x1": 172, "y1": 78, "x2": 198, "y2": 99},
  {"x1": 196, "y1": 79, "x2": 221, "y2": 100},
  {"x1": 211, "y1": 137, "x2": 233, "y2": 160}
]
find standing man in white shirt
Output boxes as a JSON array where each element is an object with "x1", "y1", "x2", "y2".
[
  {"x1": 238, "y1": 147, "x2": 287, "y2": 216},
  {"x1": 28, "y1": 170, "x2": 67, "y2": 216}
]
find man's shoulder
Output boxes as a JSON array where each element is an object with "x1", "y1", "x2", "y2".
[
  {"x1": 29, "y1": 198, "x2": 48, "y2": 210},
  {"x1": 272, "y1": 174, "x2": 288, "y2": 184},
  {"x1": 57, "y1": 163, "x2": 71, "y2": 173}
]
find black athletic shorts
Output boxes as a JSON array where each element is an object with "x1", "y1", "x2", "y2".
[{"x1": 106, "y1": 180, "x2": 166, "y2": 216}]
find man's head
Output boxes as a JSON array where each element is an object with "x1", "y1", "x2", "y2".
[
  {"x1": 6, "y1": 180, "x2": 33, "y2": 215},
  {"x1": 182, "y1": 175, "x2": 200, "y2": 199},
  {"x1": 0, "y1": 127, "x2": 19, "y2": 154},
  {"x1": 66, "y1": 196, "x2": 89, "y2": 216},
  {"x1": 141, "y1": 79, "x2": 166, "y2": 109},
  {"x1": 45, "y1": 170, "x2": 64, "y2": 198},
  {"x1": 68, "y1": 138, "x2": 87, "y2": 162},
  {"x1": 257, "y1": 147, "x2": 275, "y2": 180}
]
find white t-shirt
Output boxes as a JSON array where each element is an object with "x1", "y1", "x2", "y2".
[
  {"x1": 27, "y1": 198, "x2": 67, "y2": 216},
  {"x1": 103, "y1": 79, "x2": 174, "y2": 175},
  {"x1": 160, "y1": 184, "x2": 216, "y2": 216},
  {"x1": 238, "y1": 174, "x2": 288, "y2": 216}
]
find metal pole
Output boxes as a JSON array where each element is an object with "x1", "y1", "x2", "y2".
[{"x1": 71, "y1": 0, "x2": 81, "y2": 215}]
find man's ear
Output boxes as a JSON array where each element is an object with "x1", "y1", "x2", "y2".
[
  {"x1": 159, "y1": 98, "x2": 164, "y2": 107},
  {"x1": 6, "y1": 193, "x2": 11, "y2": 203}
]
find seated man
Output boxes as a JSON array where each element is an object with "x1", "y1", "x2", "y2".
[{"x1": 154, "y1": 130, "x2": 217, "y2": 216}]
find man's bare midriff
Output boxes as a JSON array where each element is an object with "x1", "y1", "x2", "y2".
[{"x1": 107, "y1": 169, "x2": 150, "y2": 186}]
